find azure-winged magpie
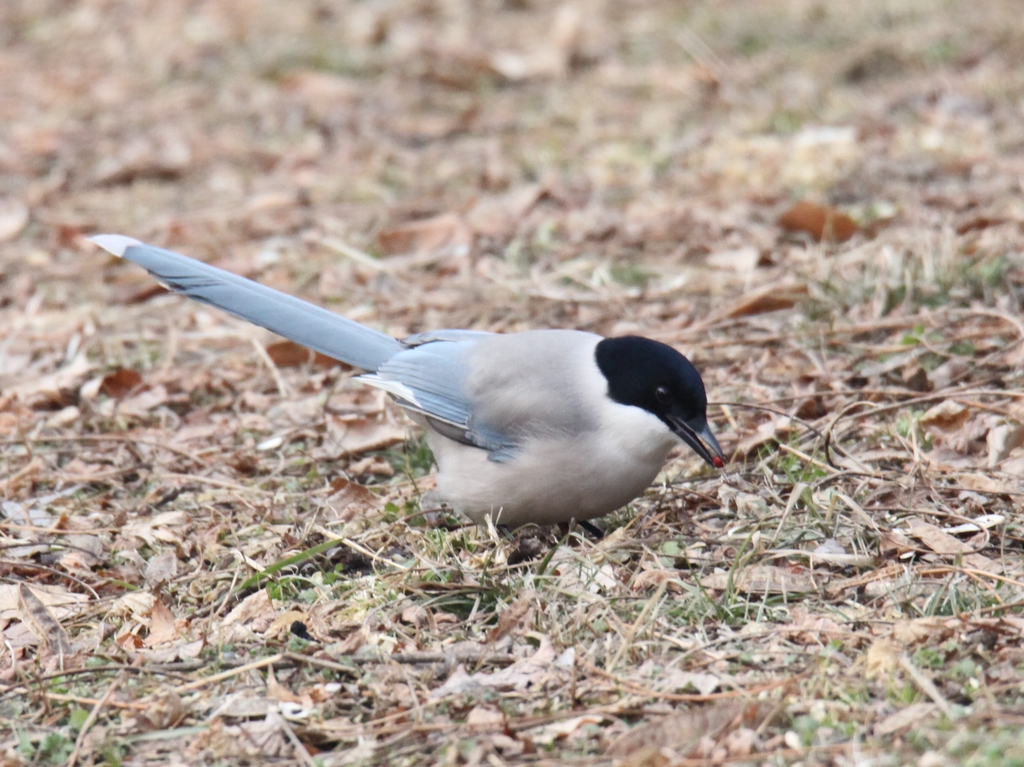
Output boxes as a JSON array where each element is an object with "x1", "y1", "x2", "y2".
[{"x1": 90, "y1": 235, "x2": 724, "y2": 528}]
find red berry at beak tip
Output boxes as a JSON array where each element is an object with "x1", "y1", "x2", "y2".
[{"x1": 713, "y1": 456, "x2": 724, "y2": 468}]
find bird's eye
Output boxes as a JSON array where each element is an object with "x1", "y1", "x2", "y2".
[{"x1": 655, "y1": 386, "x2": 671, "y2": 403}]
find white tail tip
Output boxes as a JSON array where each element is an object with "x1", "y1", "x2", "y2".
[{"x1": 88, "y1": 234, "x2": 144, "y2": 257}]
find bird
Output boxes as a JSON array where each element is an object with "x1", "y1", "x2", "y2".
[{"x1": 89, "y1": 235, "x2": 725, "y2": 529}]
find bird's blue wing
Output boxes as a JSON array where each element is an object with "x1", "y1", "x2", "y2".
[
  {"x1": 365, "y1": 342, "x2": 473, "y2": 428},
  {"x1": 357, "y1": 337, "x2": 518, "y2": 460}
]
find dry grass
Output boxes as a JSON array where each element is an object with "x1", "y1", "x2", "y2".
[{"x1": 2, "y1": 0, "x2": 1024, "y2": 765}]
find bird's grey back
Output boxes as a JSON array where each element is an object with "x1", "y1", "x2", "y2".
[
  {"x1": 463, "y1": 330, "x2": 604, "y2": 442},
  {"x1": 365, "y1": 329, "x2": 605, "y2": 459}
]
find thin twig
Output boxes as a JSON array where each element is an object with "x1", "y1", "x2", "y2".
[
  {"x1": 898, "y1": 654, "x2": 957, "y2": 720},
  {"x1": 171, "y1": 653, "x2": 285, "y2": 694},
  {"x1": 250, "y1": 338, "x2": 291, "y2": 398}
]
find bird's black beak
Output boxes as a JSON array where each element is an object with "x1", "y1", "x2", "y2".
[{"x1": 669, "y1": 417, "x2": 726, "y2": 468}]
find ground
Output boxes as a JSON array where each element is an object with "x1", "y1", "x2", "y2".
[{"x1": 2, "y1": 0, "x2": 1024, "y2": 765}]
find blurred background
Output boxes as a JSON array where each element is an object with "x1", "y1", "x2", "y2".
[{"x1": 2, "y1": 0, "x2": 1021, "y2": 339}]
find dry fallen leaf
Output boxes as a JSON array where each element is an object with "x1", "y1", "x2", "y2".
[
  {"x1": 920, "y1": 401, "x2": 971, "y2": 435},
  {"x1": 865, "y1": 637, "x2": 901, "y2": 678},
  {"x1": 327, "y1": 624, "x2": 370, "y2": 656},
  {"x1": 714, "y1": 282, "x2": 808, "y2": 320},
  {"x1": 320, "y1": 413, "x2": 409, "y2": 458},
  {"x1": 904, "y1": 518, "x2": 1001, "y2": 573},
  {"x1": 218, "y1": 590, "x2": 276, "y2": 644},
  {"x1": 636, "y1": 662, "x2": 721, "y2": 695},
  {"x1": 324, "y1": 477, "x2": 382, "y2": 523},
  {"x1": 211, "y1": 693, "x2": 273, "y2": 720},
  {"x1": 879, "y1": 529, "x2": 916, "y2": 558},
  {"x1": 734, "y1": 416, "x2": 794, "y2": 457},
  {"x1": 17, "y1": 583, "x2": 73, "y2": 656},
  {"x1": 265, "y1": 610, "x2": 309, "y2": 641},
  {"x1": 630, "y1": 568, "x2": 684, "y2": 593},
  {"x1": 465, "y1": 183, "x2": 546, "y2": 238},
  {"x1": 549, "y1": 547, "x2": 619, "y2": 594},
  {"x1": 607, "y1": 702, "x2": 762, "y2": 758},
  {"x1": 92, "y1": 129, "x2": 192, "y2": 185},
  {"x1": 987, "y1": 422, "x2": 1024, "y2": 466},
  {"x1": 121, "y1": 511, "x2": 191, "y2": 547},
  {"x1": 874, "y1": 702, "x2": 938, "y2": 736},
  {"x1": 466, "y1": 706, "x2": 505, "y2": 731},
  {"x1": 377, "y1": 213, "x2": 472, "y2": 256},
  {"x1": 267, "y1": 667, "x2": 307, "y2": 705},
  {"x1": 10, "y1": 353, "x2": 91, "y2": 402},
  {"x1": 700, "y1": 565, "x2": 821, "y2": 594},
  {"x1": 99, "y1": 368, "x2": 144, "y2": 398},
  {"x1": 347, "y1": 455, "x2": 395, "y2": 476},
  {"x1": 706, "y1": 246, "x2": 762, "y2": 273},
  {"x1": 786, "y1": 605, "x2": 848, "y2": 645},
  {"x1": 0, "y1": 456, "x2": 46, "y2": 495},
  {"x1": 778, "y1": 201, "x2": 858, "y2": 242},
  {"x1": 527, "y1": 714, "x2": 605, "y2": 746},
  {"x1": 128, "y1": 690, "x2": 188, "y2": 730},
  {"x1": 487, "y1": 590, "x2": 536, "y2": 643},
  {"x1": 113, "y1": 592, "x2": 158, "y2": 622},
  {"x1": 265, "y1": 340, "x2": 341, "y2": 369},
  {"x1": 144, "y1": 599, "x2": 180, "y2": 647},
  {"x1": 430, "y1": 636, "x2": 569, "y2": 698},
  {"x1": 118, "y1": 384, "x2": 170, "y2": 415},
  {"x1": 904, "y1": 518, "x2": 969, "y2": 555},
  {"x1": 144, "y1": 550, "x2": 179, "y2": 586},
  {"x1": 891, "y1": 617, "x2": 955, "y2": 645}
]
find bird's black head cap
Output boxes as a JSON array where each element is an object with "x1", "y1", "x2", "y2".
[
  {"x1": 595, "y1": 335, "x2": 724, "y2": 467},
  {"x1": 596, "y1": 336, "x2": 706, "y2": 419}
]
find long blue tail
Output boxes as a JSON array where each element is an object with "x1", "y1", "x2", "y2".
[{"x1": 89, "y1": 235, "x2": 403, "y2": 372}]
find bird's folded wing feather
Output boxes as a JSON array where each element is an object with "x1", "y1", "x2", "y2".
[
  {"x1": 358, "y1": 339, "x2": 517, "y2": 457},
  {"x1": 403, "y1": 329, "x2": 492, "y2": 346}
]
